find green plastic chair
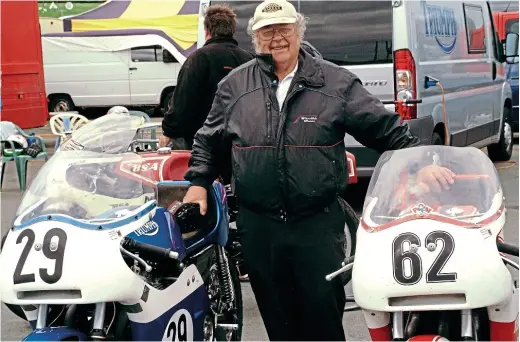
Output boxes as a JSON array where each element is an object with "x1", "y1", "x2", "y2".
[{"x1": 0, "y1": 124, "x2": 49, "y2": 192}]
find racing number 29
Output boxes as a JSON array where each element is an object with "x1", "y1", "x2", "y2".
[
  {"x1": 167, "y1": 313, "x2": 188, "y2": 341},
  {"x1": 13, "y1": 228, "x2": 67, "y2": 285},
  {"x1": 392, "y1": 231, "x2": 457, "y2": 285}
]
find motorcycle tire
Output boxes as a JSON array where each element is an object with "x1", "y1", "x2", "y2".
[{"x1": 338, "y1": 196, "x2": 359, "y2": 286}]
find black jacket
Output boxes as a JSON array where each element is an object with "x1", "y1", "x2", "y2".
[
  {"x1": 185, "y1": 49, "x2": 420, "y2": 221},
  {"x1": 161, "y1": 36, "x2": 253, "y2": 147}
]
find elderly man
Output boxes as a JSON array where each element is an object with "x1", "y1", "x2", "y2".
[{"x1": 182, "y1": 0, "x2": 454, "y2": 340}]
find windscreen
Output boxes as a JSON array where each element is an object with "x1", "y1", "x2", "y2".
[
  {"x1": 362, "y1": 146, "x2": 502, "y2": 227},
  {"x1": 60, "y1": 114, "x2": 145, "y2": 153},
  {"x1": 212, "y1": 1, "x2": 393, "y2": 65},
  {"x1": 15, "y1": 150, "x2": 155, "y2": 225}
]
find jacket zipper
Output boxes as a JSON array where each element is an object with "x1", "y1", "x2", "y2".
[
  {"x1": 275, "y1": 83, "x2": 305, "y2": 222},
  {"x1": 276, "y1": 84, "x2": 304, "y2": 145},
  {"x1": 266, "y1": 102, "x2": 272, "y2": 142}
]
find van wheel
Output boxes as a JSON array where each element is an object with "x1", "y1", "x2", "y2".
[
  {"x1": 49, "y1": 95, "x2": 74, "y2": 113},
  {"x1": 488, "y1": 107, "x2": 513, "y2": 162}
]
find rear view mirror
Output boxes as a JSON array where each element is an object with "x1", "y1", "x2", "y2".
[
  {"x1": 163, "y1": 49, "x2": 178, "y2": 64},
  {"x1": 505, "y1": 32, "x2": 519, "y2": 64}
]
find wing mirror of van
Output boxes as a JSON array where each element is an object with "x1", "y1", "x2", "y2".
[
  {"x1": 163, "y1": 50, "x2": 178, "y2": 64},
  {"x1": 505, "y1": 32, "x2": 519, "y2": 64}
]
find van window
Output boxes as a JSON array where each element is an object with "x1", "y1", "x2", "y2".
[
  {"x1": 210, "y1": 1, "x2": 392, "y2": 65},
  {"x1": 131, "y1": 45, "x2": 164, "y2": 62},
  {"x1": 506, "y1": 19, "x2": 519, "y2": 64},
  {"x1": 506, "y1": 18, "x2": 519, "y2": 35},
  {"x1": 299, "y1": 1, "x2": 393, "y2": 65},
  {"x1": 463, "y1": 4, "x2": 487, "y2": 54}
]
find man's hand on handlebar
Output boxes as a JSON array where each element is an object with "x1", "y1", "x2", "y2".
[
  {"x1": 183, "y1": 186, "x2": 208, "y2": 216},
  {"x1": 159, "y1": 135, "x2": 173, "y2": 148},
  {"x1": 416, "y1": 164, "x2": 456, "y2": 193}
]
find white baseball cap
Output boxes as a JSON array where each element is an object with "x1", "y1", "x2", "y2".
[{"x1": 251, "y1": 0, "x2": 298, "y2": 31}]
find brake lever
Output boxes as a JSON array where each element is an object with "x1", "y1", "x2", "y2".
[
  {"x1": 119, "y1": 245, "x2": 152, "y2": 272},
  {"x1": 325, "y1": 262, "x2": 354, "y2": 282}
]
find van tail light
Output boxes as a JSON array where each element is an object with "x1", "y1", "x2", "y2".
[{"x1": 394, "y1": 49, "x2": 417, "y2": 121}]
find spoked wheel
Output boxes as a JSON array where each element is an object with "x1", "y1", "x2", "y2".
[
  {"x1": 338, "y1": 196, "x2": 358, "y2": 285},
  {"x1": 338, "y1": 197, "x2": 360, "y2": 312},
  {"x1": 205, "y1": 247, "x2": 243, "y2": 341}
]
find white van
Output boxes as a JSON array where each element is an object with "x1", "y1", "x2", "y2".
[
  {"x1": 204, "y1": 0, "x2": 517, "y2": 175},
  {"x1": 42, "y1": 33, "x2": 183, "y2": 116}
]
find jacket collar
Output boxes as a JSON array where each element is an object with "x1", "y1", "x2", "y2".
[
  {"x1": 256, "y1": 48, "x2": 325, "y2": 87},
  {"x1": 203, "y1": 35, "x2": 239, "y2": 47}
]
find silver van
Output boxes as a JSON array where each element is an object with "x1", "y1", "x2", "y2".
[{"x1": 201, "y1": 0, "x2": 518, "y2": 178}]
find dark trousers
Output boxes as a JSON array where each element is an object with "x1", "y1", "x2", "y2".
[{"x1": 237, "y1": 199, "x2": 346, "y2": 341}]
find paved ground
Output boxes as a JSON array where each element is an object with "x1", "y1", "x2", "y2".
[{"x1": 0, "y1": 142, "x2": 518, "y2": 341}]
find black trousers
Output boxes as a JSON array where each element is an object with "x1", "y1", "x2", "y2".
[{"x1": 237, "y1": 199, "x2": 346, "y2": 341}]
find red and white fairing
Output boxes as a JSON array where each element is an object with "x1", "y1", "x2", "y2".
[{"x1": 351, "y1": 146, "x2": 518, "y2": 341}]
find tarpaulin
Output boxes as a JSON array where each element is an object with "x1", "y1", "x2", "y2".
[{"x1": 58, "y1": 0, "x2": 200, "y2": 59}]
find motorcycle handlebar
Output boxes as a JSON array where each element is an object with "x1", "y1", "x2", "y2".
[
  {"x1": 497, "y1": 241, "x2": 519, "y2": 257},
  {"x1": 122, "y1": 237, "x2": 179, "y2": 260}
]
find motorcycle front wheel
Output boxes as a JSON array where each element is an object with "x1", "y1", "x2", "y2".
[{"x1": 338, "y1": 196, "x2": 358, "y2": 285}]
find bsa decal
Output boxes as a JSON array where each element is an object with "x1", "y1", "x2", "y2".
[{"x1": 117, "y1": 156, "x2": 169, "y2": 187}]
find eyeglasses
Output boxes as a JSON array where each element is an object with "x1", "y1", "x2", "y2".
[{"x1": 258, "y1": 26, "x2": 295, "y2": 41}]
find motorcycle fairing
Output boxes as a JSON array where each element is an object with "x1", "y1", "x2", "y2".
[
  {"x1": 22, "y1": 327, "x2": 89, "y2": 341},
  {"x1": 126, "y1": 206, "x2": 188, "y2": 262},
  {"x1": 0, "y1": 218, "x2": 149, "y2": 305},
  {"x1": 488, "y1": 287, "x2": 519, "y2": 341},
  {"x1": 352, "y1": 213, "x2": 512, "y2": 312},
  {"x1": 126, "y1": 265, "x2": 209, "y2": 341},
  {"x1": 2, "y1": 218, "x2": 213, "y2": 338}
]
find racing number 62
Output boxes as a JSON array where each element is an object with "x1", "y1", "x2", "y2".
[
  {"x1": 392, "y1": 230, "x2": 457, "y2": 285},
  {"x1": 13, "y1": 228, "x2": 67, "y2": 285}
]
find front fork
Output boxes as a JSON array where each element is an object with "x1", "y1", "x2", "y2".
[
  {"x1": 34, "y1": 302, "x2": 108, "y2": 340},
  {"x1": 363, "y1": 309, "x2": 477, "y2": 341}
]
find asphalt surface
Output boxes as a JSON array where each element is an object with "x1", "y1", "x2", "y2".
[{"x1": 0, "y1": 143, "x2": 518, "y2": 341}]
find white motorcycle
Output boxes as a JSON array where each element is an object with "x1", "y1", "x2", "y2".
[
  {"x1": 0, "y1": 114, "x2": 242, "y2": 341},
  {"x1": 327, "y1": 145, "x2": 519, "y2": 341}
]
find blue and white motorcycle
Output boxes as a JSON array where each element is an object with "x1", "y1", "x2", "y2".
[{"x1": 0, "y1": 114, "x2": 242, "y2": 341}]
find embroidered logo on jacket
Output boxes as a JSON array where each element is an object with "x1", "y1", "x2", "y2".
[{"x1": 293, "y1": 115, "x2": 317, "y2": 123}]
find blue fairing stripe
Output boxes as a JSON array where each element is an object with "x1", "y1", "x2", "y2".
[{"x1": 12, "y1": 201, "x2": 156, "y2": 231}]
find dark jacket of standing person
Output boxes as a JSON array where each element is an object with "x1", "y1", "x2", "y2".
[
  {"x1": 160, "y1": 4, "x2": 253, "y2": 149},
  {"x1": 181, "y1": 1, "x2": 456, "y2": 341}
]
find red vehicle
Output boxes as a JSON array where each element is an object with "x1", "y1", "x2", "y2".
[
  {"x1": 493, "y1": 11, "x2": 519, "y2": 41},
  {"x1": 1, "y1": 0, "x2": 48, "y2": 129}
]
